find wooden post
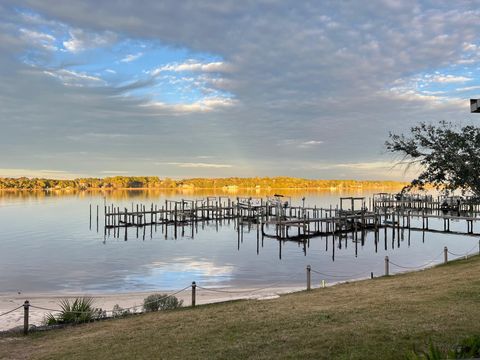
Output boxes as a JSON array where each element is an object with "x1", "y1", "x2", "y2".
[
  {"x1": 191, "y1": 281, "x2": 196, "y2": 307},
  {"x1": 306, "y1": 265, "x2": 311, "y2": 291},
  {"x1": 444, "y1": 246, "x2": 448, "y2": 264},
  {"x1": 385, "y1": 256, "x2": 389, "y2": 276},
  {"x1": 23, "y1": 300, "x2": 29, "y2": 335}
]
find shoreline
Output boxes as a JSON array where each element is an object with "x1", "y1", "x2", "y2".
[
  {"x1": 0, "y1": 262, "x2": 448, "y2": 332},
  {"x1": 0, "y1": 285, "x2": 310, "y2": 332},
  {"x1": 0, "y1": 186, "x2": 405, "y2": 191}
]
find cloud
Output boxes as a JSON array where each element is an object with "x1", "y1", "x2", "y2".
[
  {"x1": 299, "y1": 140, "x2": 323, "y2": 148},
  {"x1": 43, "y1": 69, "x2": 105, "y2": 87},
  {"x1": 456, "y1": 85, "x2": 480, "y2": 92},
  {"x1": 66, "y1": 133, "x2": 130, "y2": 141},
  {"x1": 164, "y1": 162, "x2": 233, "y2": 168},
  {"x1": 278, "y1": 139, "x2": 324, "y2": 149},
  {"x1": 2, "y1": 2, "x2": 480, "y2": 179},
  {"x1": 141, "y1": 97, "x2": 236, "y2": 113},
  {"x1": 100, "y1": 170, "x2": 130, "y2": 174},
  {"x1": 151, "y1": 60, "x2": 230, "y2": 76},
  {"x1": 63, "y1": 28, "x2": 117, "y2": 52},
  {"x1": 120, "y1": 52, "x2": 143, "y2": 63},
  {"x1": 19, "y1": 28, "x2": 56, "y2": 49},
  {"x1": 430, "y1": 74, "x2": 472, "y2": 83},
  {"x1": 0, "y1": 168, "x2": 85, "y2": 179}
]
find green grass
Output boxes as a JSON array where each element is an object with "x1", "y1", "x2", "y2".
[{"x1": 1, "y1": 256, "x2": 480, "y2": 360}]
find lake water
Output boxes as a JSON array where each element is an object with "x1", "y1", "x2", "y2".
[{"x1": 0, "y1": 189, "x2": 478, "y2": 295}]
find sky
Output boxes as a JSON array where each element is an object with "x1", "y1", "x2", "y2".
[{"x1": 1, "y1": 1, "x2": 480, "y2": 180}]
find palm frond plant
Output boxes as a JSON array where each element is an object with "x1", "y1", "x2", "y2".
[{"x1": 45, "y1": 297, "x2": 104, "y2": 325}]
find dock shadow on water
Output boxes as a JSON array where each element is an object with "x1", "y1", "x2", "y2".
[{"x1": 1, "y1": 190, "x2": 479, "y2": 294}]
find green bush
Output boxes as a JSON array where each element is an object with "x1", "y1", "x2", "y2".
[
  {"x1": 143, "y1": 294, "x2": 183, "y2": 312},
  {"x1": 45, "y1": 297, "x2": 105, "y2": 325}
]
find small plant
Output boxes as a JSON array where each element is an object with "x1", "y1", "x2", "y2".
[
  {"x1": 143, "y1": 294, "x2": 183, "y2": 312},
  {"x1": 112, "y1": 304, "x2": 131, "y2": 318},
  {"x1": 45, "y1": 297, "x2": 105, "y2": 325},
  {"x1": 450, "y1": 335, "x2": 480, "y2": 358},
  {"x1": 406, "y1": 342, "x2": 443, "y2": 360},
  {"x1": 406, "y1": 336, "x2": 480, "y2": 359}
]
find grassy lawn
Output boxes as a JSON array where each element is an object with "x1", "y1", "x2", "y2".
[{"x1": 1, "y1": 256, "x2": 480, "y2": 360}]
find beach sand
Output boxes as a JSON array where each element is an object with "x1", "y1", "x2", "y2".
[{"x1": 0, "y1": 285, "x2": 307, "y2": 331}]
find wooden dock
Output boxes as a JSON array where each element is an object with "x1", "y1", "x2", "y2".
[{"x1": 93, "y1": 194, "x2": 480, "y2": 243}]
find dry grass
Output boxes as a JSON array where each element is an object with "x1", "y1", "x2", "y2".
[{"x1": 1, "y1": 256, "x2": 480, "y2": 360}]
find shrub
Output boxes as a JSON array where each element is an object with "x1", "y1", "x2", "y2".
[
  {"x1": 45, "y1": 297, "x2": 105, "y2": 325},
  {"x1": 143, "y1": 294, "x2": 183, "y2": 312},
  {"x1": 112, "y1": 304, "x2": 131, "y2": 318}
]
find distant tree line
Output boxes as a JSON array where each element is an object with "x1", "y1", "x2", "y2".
[{"x1": 0, "y1": 176, "x2": 407, "y2": 190}]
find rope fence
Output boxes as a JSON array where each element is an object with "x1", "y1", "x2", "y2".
[
  {"x1": 1, "y1": 242, "x2": 479, "y2": 335},
  {"x1": 388, "y1": 250, "x2": 444, "y2": 270},
  {"x1": 0, "y1": 305, "x2": 23, "y2": 318},
  {"x1": 447, "y1": 243, "x2": 479, "y2": 258}
]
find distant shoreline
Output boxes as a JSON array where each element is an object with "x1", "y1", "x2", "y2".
[{"x1": 0, "y1": 176, "x2": 409, "y2": 191}]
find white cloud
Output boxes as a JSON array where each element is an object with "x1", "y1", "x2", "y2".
[
  {"x1": 299, "y1": 140, "x2": 323, "y2": 148},
  {"x1": 430, "y1": 74, "x2": 472, "y2": 83},
  {"x1": 19, "y1": 28, "x2": 55, "y2": 43},
  {"x1": 120, "y1": 52, "x2": 143, "y2": 63},
  {"x1": 384, "y1": 87, "x2": 465, "y2": 109},
  {"x1": 63, "y1": 29, "x2": 117, "y2": 52},
  {"x1": 456, "y1": 85, "x2": 480, "y2": 92},
  {"x1": 100, "y1": 170, "x2": 130, "y2": 174},
  {"x1": 43, "y1": 69, "x2": 105, "y2": 87},
  {"x1": 141, "y1": 97, "x2": 236, "y2": 113},
  {"x1": 164, "y1": 162, "x2": 233, "y2": 168},
  {"x1": 278, "y1": 139, "x2": 324, "y2": 148},
  {"x1": 151, "y1": 60, "x2": 231, "y2": 76}
]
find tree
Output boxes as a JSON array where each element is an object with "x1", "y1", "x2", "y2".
[{"x1": 385, "y1": 121, "x2": 480, "y2": 196}]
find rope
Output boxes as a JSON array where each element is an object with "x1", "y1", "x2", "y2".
[
  {"x1": 196, "y1": 272, "x2": 304, "y2": 295},
  {"x1": 121, "y1": 285, "x2": 191, "y2": 312},
  {"x1": 310, "y1": 269, "x2": 367, "y2": 278},
  {"x1": 447, "y1": 244, "x2": 479, "y2": 257},
  {"x1": 389, "y1": 251, "x2": 443, "y2": 270},
  {"x1": 28, "y1": 285, "x2": 191, "y2": 315},
  {"x1": 0, "y1": 305, "x2": 23, "y2": 317},
  {"x1": 30, "y1": 305, "x2": 97, "y2": 314}
]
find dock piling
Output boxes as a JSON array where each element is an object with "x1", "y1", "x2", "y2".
[{"x1": 306, "y1": 265, "x2": 311, "y2": 291}]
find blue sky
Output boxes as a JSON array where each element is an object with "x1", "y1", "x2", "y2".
[
  {"x1": 17, "y1": 9, "x2": 233, "y2": 108},
  {"x1": 1, "y1": 1, "x2": 480, "y2": 180}
]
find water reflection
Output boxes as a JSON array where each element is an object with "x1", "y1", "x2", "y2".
[{"x1": 0, "y1": 190, "x2": 478, "y2": 293}]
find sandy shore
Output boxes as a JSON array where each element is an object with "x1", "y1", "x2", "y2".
[{"x1": 0, "y1": 285, "x2": 310, "y2": 331}]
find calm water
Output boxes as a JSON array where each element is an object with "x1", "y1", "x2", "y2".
[{"x1": 0, "y1": 189, "x2": 478, "y2": 294}]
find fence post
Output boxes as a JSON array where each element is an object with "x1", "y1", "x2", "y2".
[
  {"x1": 191, "y1": 281, "x2": 196, "y2": 307},
  {"x1": 23, "y1": 300, "x2": 29, "y2": 335},
  {"x1": 385, "y1": 256, "x2": 389, "y2": 276},
  {"x1": 306, "y1": 265, "x2": 311, "y2": 291},
  {"x1": 444, "y1": 246, "x2": 448, "y2": 264},
  {"x1": 478, "y1": 239, "x2": 480, "y2": 255}
]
